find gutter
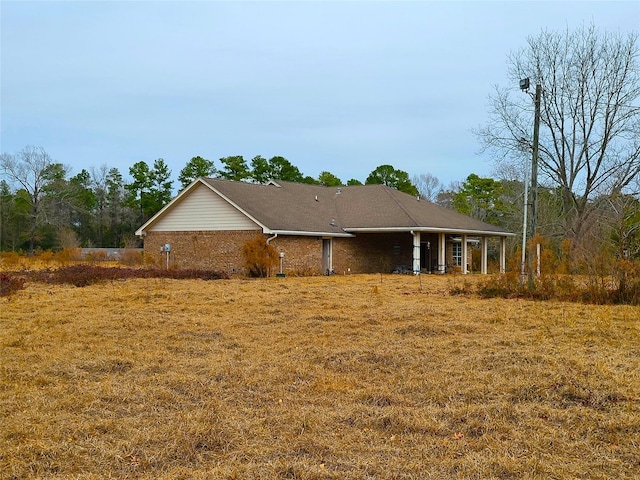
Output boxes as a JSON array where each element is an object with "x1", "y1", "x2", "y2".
[
  {"x1": 263, "y1": 229, "x2": 355, "y2": 238},
  {"x1": 343, "y1": 226, "x2": 515, "y2": 236}
]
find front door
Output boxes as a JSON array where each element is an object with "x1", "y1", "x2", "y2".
[
  {"x1": 322, "y1": 238, "x2": 332, "y2": 275},
  {"x1": 420, "y1": 241, "x2": 430, "y2": 272},
  {"x1": 420, "y1": 234, "x2": 437, "y2": 272}
]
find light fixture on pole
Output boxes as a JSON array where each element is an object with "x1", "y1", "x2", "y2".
[{"x1": 520, "y1": 77, "x2": 542, "y2": 277}]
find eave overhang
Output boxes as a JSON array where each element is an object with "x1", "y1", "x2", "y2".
[
  {"x1": 265, "y1": 229, "x2": 355, "y2": 238},
  {"x1": 343, "y1": 226, "x2": 515, "y2": 237}
]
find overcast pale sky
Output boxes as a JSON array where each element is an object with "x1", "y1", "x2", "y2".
[{"x1": 1, "y1": 0, "x2": 639, "y2": 189}]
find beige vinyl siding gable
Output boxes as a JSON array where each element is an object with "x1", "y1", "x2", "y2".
[{"x1": 147, "y1": 183, "x2": 260, "y2": 232}]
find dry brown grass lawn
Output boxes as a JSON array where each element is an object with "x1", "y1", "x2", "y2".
[{"x1": 1, "y1": 274, "x2": 639, "y2": 479}]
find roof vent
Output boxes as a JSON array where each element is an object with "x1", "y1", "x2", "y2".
[
  {"x1": 315, "y1": 195, "x2": 318, "y2": 202},
  {"x1": 336, "y1": 188, "x2": 342, "y2": 195},
  {"x1": 330, "y1": 218, "x2": 336, "y2": 226}
]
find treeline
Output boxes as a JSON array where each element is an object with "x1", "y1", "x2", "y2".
[
  {"x1": 449, "y1": 174, "x2": 640, "y2": 269},
  {"x1": 2, "y1": 146, "x2": 638, "y2": 270},
  {"x1": 0, "y1": 146, "x2": 420, "y2": 253}
]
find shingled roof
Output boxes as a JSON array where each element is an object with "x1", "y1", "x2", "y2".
[{"x1": 199, "y1": 178, "x2": 510, "y2": 236}]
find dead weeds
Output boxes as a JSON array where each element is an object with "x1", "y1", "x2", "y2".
[{"x1": 1, "y1": 274, "x2": 639, "y2": 479}]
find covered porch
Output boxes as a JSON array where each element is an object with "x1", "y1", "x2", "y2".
[
  {"x1": 340, "y1": 227, "x2": 511, "y2": 275},
  {"x1": 410, "y1": 230, "x2": 509, "y2": 275}
]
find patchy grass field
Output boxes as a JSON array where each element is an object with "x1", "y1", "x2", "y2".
[{"x1": 1, "y1": 274, "x2": 639, "y2": 479}]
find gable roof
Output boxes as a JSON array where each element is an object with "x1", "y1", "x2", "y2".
[
  {"x1": 136, "y1": 178, "x2": 512, "y2": 237},
  {"x1": 206, "y1": 178, "x2": 348, "y2": 235}
]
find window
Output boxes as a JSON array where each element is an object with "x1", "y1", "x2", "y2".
[{"x1": 452, "y1": 242, "x2": 462, "y2": 266}]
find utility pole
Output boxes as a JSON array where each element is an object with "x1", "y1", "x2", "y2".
[
  {"x1": 520, "y1": 167, "x2": 529, "y2": 284},
  {"x1": 520, "y1": 78, "x2": 542, "y2": 280},
  {"x1": 530, "y1": 83, "x2": 541, "y2": 241}
]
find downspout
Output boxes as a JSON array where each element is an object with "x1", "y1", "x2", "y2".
[
  {"x1": 266, "y1": 233, "x2": 278, "y2": 244},
  {"x1": 266, "y1": 233, "x2": 278, "y2": 278}
]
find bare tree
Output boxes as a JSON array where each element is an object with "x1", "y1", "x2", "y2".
[
  {"x1": 0, "y1": 146, "x2": 54, "y2": 254},
  {"x1": 477, "y1": 25, "x2": 640, "y2": 244},
  {"x1": 412, "y1": 173, "x2": 442, "y2": 202},
  {"x1": 435, "y1": 180, "x2": 461, "y2": 209}
]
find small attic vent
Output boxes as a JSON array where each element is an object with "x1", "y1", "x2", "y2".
[
  {"x1": 330, "y1": 218, "x2": 336, "y2": 226},
  {"x1": 336, "y1": 188, "x2": 342, "y2": 194}
]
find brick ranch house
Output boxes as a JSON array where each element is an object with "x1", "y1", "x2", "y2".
[{"x1": 135, "y1": 178, "x2": 513, "y2": 276}]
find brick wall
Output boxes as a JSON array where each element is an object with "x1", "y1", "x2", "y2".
[
  {"x1": 269, "y1": 236, "x2": 324, "y2": 276},
  {"x1": 143, "y1": 231, "x2": 260, "y2": 274},
  {"x1": 144, "y1": 231, "x2": 418, "y2": 276},
  {"x1": 143, "y1": 231, "x2": 326, "y2": 276},
  {"x1": 333, "y1": 233, "x2": 413, "y2": 274}
]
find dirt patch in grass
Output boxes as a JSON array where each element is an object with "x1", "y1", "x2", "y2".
[{"x1": 1, "y1": 274, "x2": 639, "y2": 479}]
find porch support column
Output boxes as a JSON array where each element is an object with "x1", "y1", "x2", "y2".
[
  {"x1": 438, "y1": 232, "x2": 446, "y2": 274},
  {"x1": 500, "y1": 236, "x2": 506, "y2": 274},
  {"x1": 461, "y1": 234, "x2": 468, "y2": 274},
  {"x1": 481, "y1": 236, "x2": 488, "y2": 274},
  {"x1": 412, "y1": 231, "x2": 421, "y2": 274}
]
